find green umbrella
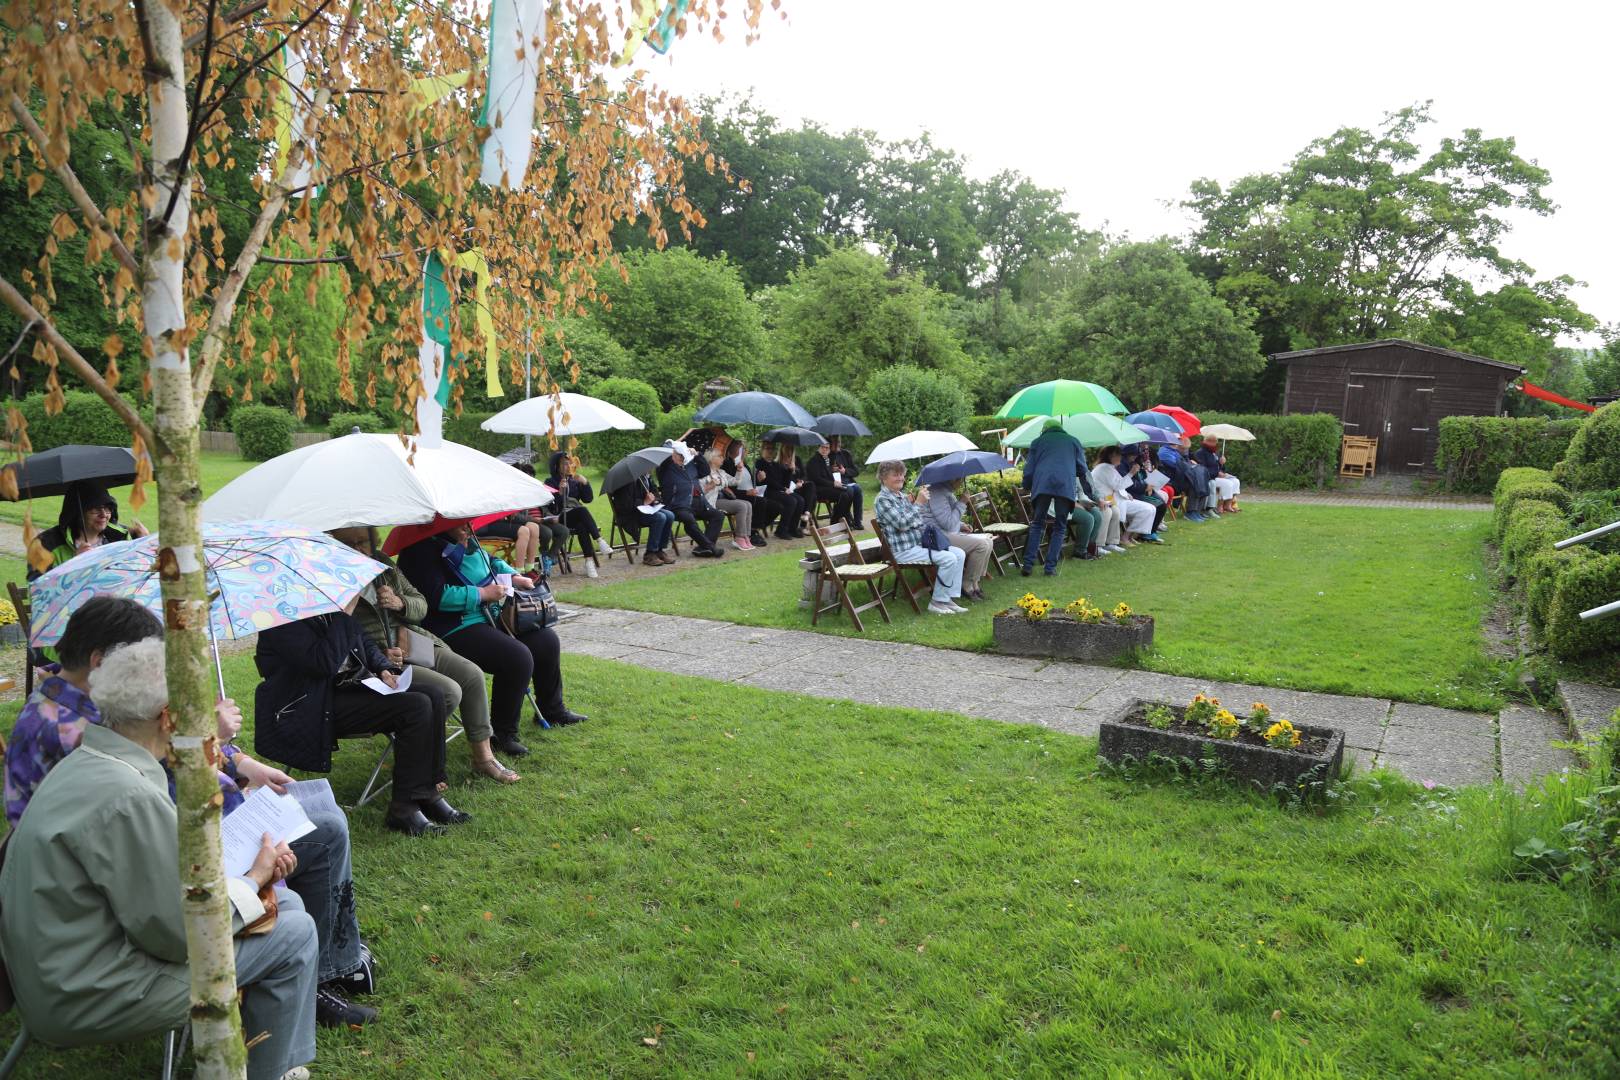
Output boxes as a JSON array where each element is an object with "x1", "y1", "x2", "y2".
[
  {"x1": 995, "y1": 379, "x2": 1128, "y2": 419},
  {"x1": 1002, "y1": 413, "x2": 1151, "y2": 449}
]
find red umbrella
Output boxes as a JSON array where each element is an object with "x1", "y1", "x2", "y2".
[
  {"x1": 381, "y1": 515, "x2": 471, "y2": 557},
  {"x1": 1151, "y1": 405, "x2": 1201, "y2": 436}
]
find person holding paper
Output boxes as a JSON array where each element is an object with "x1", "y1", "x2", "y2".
[
  {"x1": 1121, "y1": 446, "x2": 1167, "y2": 540},
  {"x1": 920, "y1": 478, "x2": 992, "y2": 600},
  {"x1": 756, "y1": 440, "x2": 807, "y2": 539},
  {"x1": 719, "y1": 438, "x2": 779, "y2": 546},
  {"x1": 333, "y1": 526, "x2": 518, "y2": 786},
  {"x1": 0, "y1": 639, "x2": 320, "y2": 1080},
  {"x1": 805, "y1": 440, "x2": 857, "y2": 530},
  {"x1": 254, "y1": 605, "x2": 465, "y2": 838},
  {"x1": 1091, "y1": 446, "x2": 1157, "y2": 549},
  {"x1": 826, "y1": 436, "x2": 865, "y2": 530},
  {"x1": 656, "y1": 440, "x2": 726, "y2": 558}
]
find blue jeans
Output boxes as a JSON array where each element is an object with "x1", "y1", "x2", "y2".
[
  {"x1": 643, "y1": 508, "x2": 675, "y2": 551},
  {"x1": 287, "y1": 806, "x2": 362, "y2": 984},
  {"x1": 846, "y1": 482, "x2": 864, "y2": 525},
  {"x1": 1022, "y1": 495, "x2": 1073, "y2": 572}
]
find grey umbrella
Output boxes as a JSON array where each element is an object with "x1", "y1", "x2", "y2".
[
  {"x1": 603, "y1": 447, "x2": 674, "y2": 493},
  {"x1": 762, "y1": 426, "x2": 827, "y2": 447},
  {"x1": 693, "y1": 391, "x2": 815, "y2": 428},
  {"x1": 812, "y1": 413, "x2": 872, "y2": 438}
]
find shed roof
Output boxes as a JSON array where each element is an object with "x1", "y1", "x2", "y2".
[{"x1": 1270, "y1": 338, "x2": 1525, "y2": 374}]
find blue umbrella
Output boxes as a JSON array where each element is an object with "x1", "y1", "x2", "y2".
[
  {"x1": 693, "y1": 391, "x2": 815, "y2": 428},
  {"x1": 916, "y1": 450, "x2": 1011, "y2": 486},
  {"x1": 1126, "y1": 410, "x2": 1182, "y2": 435},
  {"x1": 1133, "y1": 425, "x2": 1179, "y2": 446}
]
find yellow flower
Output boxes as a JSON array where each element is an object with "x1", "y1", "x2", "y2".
[
  {"x1": 1111, "y1": 602, "x2": 1133, "y2": 620},
  {"x1": 1263, "y1": 719, "x2": 1302, "y2": 749},
  {"x1": 1354, "y1": 955, "x2": 1366, "y2": 966}
]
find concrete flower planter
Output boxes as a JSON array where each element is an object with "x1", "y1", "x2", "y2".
[
  {"x1": 992, "y1": 611, "x2": 1153, "y2": 662},
  {"x1": 1099, "y1": 699, "x2": 1345, "y2": 790},
  {"x1": 0, "y1": 623, "x2": 23, "y2": 647}
]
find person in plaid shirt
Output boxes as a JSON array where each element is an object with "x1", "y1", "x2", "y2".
[{"x1": 872, "y1": 459, "x2": 967, "y2": 616}]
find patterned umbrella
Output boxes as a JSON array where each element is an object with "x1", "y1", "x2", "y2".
[
  {"x1": 27, "y1": 520, "x2": 387, "y2": 648},
  {"x1": 681, "y1": 426, "x2": 732, "y2": 459}
]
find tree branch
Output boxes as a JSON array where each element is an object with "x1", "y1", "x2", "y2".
[
  {"x1": 0, "y1": 274, "x2": 162, "y2": 454},
  {"x1": 8, "y1": 96, "x2": 141, "y2": 277},
  {"x1": 182, "y1": 0, "x2": 268, "y2": 50}
]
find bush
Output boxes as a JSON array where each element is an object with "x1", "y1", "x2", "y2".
[
  {"x1": 1434, "y1": 416, "x2": 1582, "y2": 494},
  {"x1": 441, "y1": 410, "x2": 517, "y2": 458},
  {"x1": 653, "y1": 404, "x2": 698, "y2": 448},
  {"x1": 1501, "y1": 500, "x2": 1568, "y2": 570},
  {"x1": 963, "y1": 470, "x2": 1025, "y2": 522},
  {"x1": 1525, "y1": 546, "x2": 1596, "y2": 632},
  {"x1": 15, "y1": 390, "x2": 146, "y2": 451},
  {"x1": 1198, "y1": 412, "x2": 1342, "y2": 490},
  {"x1": 325, "y1": 411, "x2": 390, "y2": 438},
  {"x1": 230, "y1": 404, "x2": 297, "y2": 461},
  {"x1": 578, "y1": 376, "x2": 660, "y2": 467},
  {"x1": 1560, "y1": 403, "x2": 1620, "y2": 492},
  {"x1": 861, "y1": 365, "x2": 970, "y2": 445},
  {"x1": 1493, "y1": 467, "x2": 1571, "y2": 538},
  {"x1": 962, "y1": 414, "x2": 1013, "y2": 454},
  {"x1": 798, "y1": 386, "x2": 863, "y2": 421},
  {"x1": 1546, "y1": 552, "x2": 1620, "y2": 660}
]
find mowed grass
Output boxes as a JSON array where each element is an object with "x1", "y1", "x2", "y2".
[
  {"x1": 561, "y1": 504, "x2": 1502, "y2": 710},
  {"x1": 2, "y1": 653, "x2": 1614, "y2": 1078}
]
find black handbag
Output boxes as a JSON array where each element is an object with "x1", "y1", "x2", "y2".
[
  {"x1": 919, "y1": 524, "x2": 950, "y2": 552},
  {"x1": 500, "y1": 576, "x2": 558, "y2": 635}
]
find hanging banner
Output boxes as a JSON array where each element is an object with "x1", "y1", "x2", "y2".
[
  {"x1": 273, "y1": 43, "x2": 319, "y2": 198},
  {"x1": 417, "y1": 249, "x2": 506, "y2": 443},
  {"x1": 617, "y1": 0, "x2": 691, "y2": 65},
  {"x1": 408, "y1": 69, "x2": 472, "y2": 115},
  {"x1": 1519, "y1": 381, "x2": 1596, "y2": 413},
  {"x1": 479, "y1": 0, "x2": 546, "y2": 190}
]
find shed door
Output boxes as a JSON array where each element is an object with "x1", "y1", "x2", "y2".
[{"x1": 1343, "y1": 375, "x2": 1435, "y2": 473}]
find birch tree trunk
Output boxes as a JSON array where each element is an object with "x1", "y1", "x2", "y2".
[{"x1": 139, "y1": 2, "x2": 248, "y2": 1076}]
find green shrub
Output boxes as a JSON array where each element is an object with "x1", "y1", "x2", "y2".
[
  {"x1": 962, "y1": 414, "x2": 1013, "y2": 454},
  {"x1": 1560, "y1": 403, "x2": 1620, "y2": 492},
  {"x1": 1546, "y1": 552, "x2": 1620, "y2": 660},
  {"x1": 15, "y1": 390, "x2": 146, "y2": 451},
  {"x1": 441, "y1": 410, "x2": 516, "y2": 457},
  {"x1": 653, "y1": 404, "x2": 698, "y2": 448},
  {"x1": 1435, "y1": 416, "x2": 1582, "y2": 494},
  {"x1": 325, "y1": 411, "x2": 390, "y2": 438},
  {"x1": 230, "y1": 404, "x2": 297, "y2": 461},
  {"x1": 1500, "y1": 500, "x2": 1568, "y2": 570},
  {"x1": 1198, "y1": 412, "x2": 1342, "y2": 490},
  {"x1": 963, "y1": 470, "x2": 1025, "y2": 522},
  {"x1": 861, "y1": 365, "x2": 970, "y2": 444},
  {"x1": 1525, "y1": 546, "x2": 1596, "y2": 632},
  {"x1": 578, "y1": 376, "x2": 660, "y2": 467},
  {"x1": 798, "y1": 386, "x2": 863, "y2": 420},
  {"x1": 1493, "y1": 468, "x2": 1571, "y2": 538}
]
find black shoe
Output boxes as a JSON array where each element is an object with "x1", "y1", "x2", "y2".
[
  {"x1": 713, "y1": 546, "x2": 726, "y2": 558},
  {"x1": 384, "y1": 806, "x2": 444, "y2": 837},
  {"x1": 316, "y1": 984, "x2": 379, "y2": 1028},
  {"x1": 491, "y1": 733, "x2": 530, "y2": 757},
  {"x1": 334, "y1": 943, "x2": 376, "y2": 997},
  {"x1": 1044, "y1": 567, "x2": 1058, "y2": 576},
  {"x1": 751, "y1": 532, "x2": 768, "y2": 547},
  {"x1": 693, "y1": 547, "x2": 717, "y2": 558},
  {"x1": 1020, "y1": 564, "x2": 1033, "y2": 577},
  {"x1": 547, "y1": 709, "x2": 589, "y2": 726},
  {"x1": 419, "y1": 796, "x2": 472, "y2": 826}
]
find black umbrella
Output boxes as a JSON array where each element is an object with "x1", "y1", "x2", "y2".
[
  {"x1": 603, "y1": 447, "x2": 674, "y2": 493},
  {"x1": 1, "y1": 445, "x2": 138, "y2": 500},
  {"x1": 693, "y1": 391, "x2": 815, "y2": 428},
  {"x1": 496, "y1": 447, "x2": 537, "y2": 466},
  {"x1": 762, "y1": 426, "x2": 827, "y2": 447},
  {"x1": 812, "y1": 413, "x2": 871, "y2": 438}
]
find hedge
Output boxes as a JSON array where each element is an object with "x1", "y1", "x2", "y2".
[
  {"x1": 653, "y1": 404, "x2": 698, "y2": 448},
  {"x1": 14, "y1": 390, "x2": 149, "y2": 451},
  {"x1": 1500, "y1": 500, "x2": 1569, "y2": 571},
  {"x1": 1491, "y1": 467, "x2": 1569, "y2": 536},
  {"x1": 325, "y1": 411, "x2": 390, "y2": 438},
  {"x1": 1198, "y1": 412, "x2": 1341, "y2": 490},
  {"x1": 1546, "y1": 551, "x2": 1620, "y2": 659},
  {"x1": 1433, "y1": 416, "x2": 1582, "y2": 494},
  {"x1": 962, "y1": 415, "x2": 1011, "y2": 454},
  {"x1": 1558, "y1": 402, "x2": 1620, "y2": 492},
  {"x1": 963, "y1": 470, "x2": 1025, "y2": 522},
  {"x1": 230, "y1": 404, "x2": 296, "y2": 461},
  {"x1": 442, "y1": 411, "x2": 518, "y2": 458},
  {"x1": 580, "y1": 377, "x2": 661, "y2": 467},
  {"x1": 1525, "y1": 546, "x2": 1594, "y2": 632},
  {"x1": 798, "y1": 386, "x2": 862, "y2": 421}
]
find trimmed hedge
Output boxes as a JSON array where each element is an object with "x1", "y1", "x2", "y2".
[
  {"x1": 798, "y1": 386, "x2": 863, "y2": 420},
  {"x1": 653, "y1": 405, "x2": 698, "y2": 448},
  {"x1": 1501, "y1": 500, "x2": 1569, "y2": 570},
  {"x1": 326, "y1": 411, "x2": 390, "y2": 438},
  {"x1": 15, "y1": 390, "x2": 149, "y2": 451},
  {"x1": 962, "y1": 415, "x2": 1011, "y2": 454},
  {"x1": 230, "y1": 404, "x2": 296, "y2": 461},
  {"x1": 442, "y1": 411, "x2": 518, "y2": 457},
  {"x1": 1559, "y1": 402, "x2": 1620, "y2": 492},
  {"x1": 1434, "y1": 416, "x2": 1582, "y2": 494},
  {"x1": 1525, "y1": 546, "x2": 1594, "y2": 632},
  {"x1": 963, "y1": 470, "x2": 1025, "y2": 523},
  {"x1": 1546, "y1": 551, "x2": 1620, "y2": 659},
  {"x1": 580, "y1": 377, "x2": 660, "y2": 467},
  {"x1": 1198, "y1": 412, "x2": 1341, "y2": 490},
  {"x1": 1492, "y1": 472, "x2": 1572, "y2": 539}
]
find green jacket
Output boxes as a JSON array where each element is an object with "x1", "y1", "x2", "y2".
[
  {"x1": 0, "y1": 724, "x2": 262, "y2": 1045},
  {"x1": 351, "y1": 560, "x2": 440, "y2": 651}
]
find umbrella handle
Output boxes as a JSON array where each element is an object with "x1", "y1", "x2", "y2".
[{"x1": 206, "y1": 588, "x2": 226, "y2": 700}]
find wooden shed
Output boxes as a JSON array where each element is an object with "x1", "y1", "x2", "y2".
[{"x1": 1272, "y1": 339, "x2": 1525, "y2": 474}]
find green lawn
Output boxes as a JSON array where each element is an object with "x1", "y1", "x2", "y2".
[
  {"x1": 561, "y1": 504, "x2": 1503, "y2": 711},
  {"x1": 0, "y1": 449, "x2": 261, "y2": 531},
  {"x1": 2, "y1": 653, "x2": 1614, "y2": 1078}
]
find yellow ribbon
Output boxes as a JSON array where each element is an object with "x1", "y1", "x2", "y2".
[
  {"x1": 616, "y1": 0, "x2": 663, "y2": 66},
  {"x1": 451, "y1": 249, "x2": 504, "y2": 397},
  {"x1": 408, "y1": 70, "x2": 472, "y2": 115}
]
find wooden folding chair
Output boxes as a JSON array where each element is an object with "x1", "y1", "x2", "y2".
[
  {"x1": 966, "y1": 490, "x2": 1027, "y2": 576},
  {"x1": 808, "y1": 521, "x2": 892, "y2": 632},
  {"x1": 6, "y1": 582, "x2": 34, "y2": 696},
  {"x1": 871, "y1": 520, "x2": 935, "y2": 614}
]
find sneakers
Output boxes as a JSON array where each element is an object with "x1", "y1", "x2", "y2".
[
  {"x1": 1106, "y1": 545, "x2": 1126, "y2": 554},
  {"x1": 584, "y1": 558, "x2": 599, "y2": 578},
  {"x1": 751, "y1": 532, "x2": 768, "y2": 547},
  {"x1": 731, "y1": 537, "x2": 752, "y2": 551},
  {"x1": 331, "y1": 943, "x2": 376, "y2": 998},
  {"x1": 946, "y1": 600, "x2": 969, "y2": 613},
  {"x1": 1142, "y1": 533, "x2": 1164, "y2": 544},
  {"x1": 316, "y1": 985, "x2": 379, "y2": 1029},
  {"x1": 1095, "y1": 546, "x2": 1111, "y2": 556},
  {"x1": 928, "y1": 600, "x2": 961, "y2": 616},
  {"x1": 280, "y1": 1069, "x2": 312, "y2": 1080}
]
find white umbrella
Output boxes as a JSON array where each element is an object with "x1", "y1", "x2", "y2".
[
  {"x1": 1200, "y1": 423, "x2": 1255, "y2": 441},
  {"x1": 480, "y1": 392, "x2": 646, "y2": 437},
  {"x1": 864, "y1": 430, "x2": 977, "y2": 465},
  {"x1": 203, "y1": 432, "x2": 552, "y2": 531}
]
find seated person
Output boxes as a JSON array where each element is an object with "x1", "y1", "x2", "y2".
[
  {"x1": 5, "y1": 597, "x2": 377, "y2": 1025},
  {"x1": 333, "y1": 526, "x2": 519, "y2": 785},
  {"x1": 718, "y1": 438, "x2": 777, "y2": 547},
  {"x1": 396, "y1": 521, "x2": 588, "y2": 758},
  {"x1": 255, "y1": 603, "x2": 465, "y2": 837},
  {"x1": 756, "y1": 441, "x2": 806, "y2": 539},
  {"x1": 1156, "y1": 439, "x2": 1207, "y2": 522},
  {"x1": 873, "y1": 460, "x2": 968, "y2": 616},
  {"x1": 1196, "y1": 434, "x2": 1241, "y2": 513},
  {"x1": 656, "y1": 440, "x2": 725, "y2": 557},
  {"x1": 26, "y1": 481, "x2": 148, "y2": 578},
  {"x1": 702, "y1": 446, "x2": 754, "y2": 550},
  {"x1": 475, "y1": 510, "x2": 541, "y2": 572},
  {"x1": 1120, "y1": 446, "x2": 1166, "y2": 540},
  {"x1": 804, "y1": 441, "x2": 857, "y2": 529},
  {"x1": 826, "y1": 436, "x2": 865, "y2": 529},
  {"x1": 548, "y1": 451, "x2": 602, "y2": 577},
  {"x1": 1068, "y1": 465, "x2": 1106, "y2": 560},
  {"x1": 921, "y1": 477, "x2": 992, "y2": 600},
  {"x1": 0, "y1": 637, "x2": 318, "y2": 1080},
  {"x1": 608, "y1": 472, "x2": 677, "y2": 566},
  {"x1": 1090, "y1": 447, "x2": 1156, "y2": 549}
]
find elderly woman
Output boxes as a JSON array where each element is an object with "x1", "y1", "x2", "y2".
[
  {"x1": 0, "y1": 638, "x2": 319, "y2": 1080},
  {"x1": 26, "y1": 481, "x2": 148, "y2": 578},
  {"x1": 332, "y1": 527, "x2": 519, "y2": 785},
  {"x1": 1090, "y1": 447, "x2": 1155, "y2": 550},
  {"x1": 872, "y1": 460, "x2": 967, "y2": 616},
  {"x1": 921, "y1": 478, "x2": 991, "y2": 600},
  {"x1": 703, "y1": 446, "x2": 754, "y2": 550},
  {"x1": 1196, "y1": 434, "x2": 1241, "y2": 513},
  {"x1": 719, "y1": 438, "x2": 777, "y2": 547},
  {"x1": 396, "y1": 521, "x2": 588, "y2": 758}
]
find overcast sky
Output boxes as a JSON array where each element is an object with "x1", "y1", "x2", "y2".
[{"x1": 644, "y1": 0, "x2": 1614, "y2": 344}]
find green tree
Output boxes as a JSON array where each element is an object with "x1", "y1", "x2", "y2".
[
  {"x1": 972, "y1": 169, "x2": 1085, "y2": 323},
  {"x1": 770, "y1": 246, "x2": 979, "y2": 397},
  {"x1": 1025, "y1": 241, "x2": 1264, "y2": 409},
  {"x1": 861, "y1": 364, "x2": 971, "y2": 443},
  {"x1": 1586, "y1": 328, "x2": 1620, "y2": 399},
  {"x1": 591, "y1": 248, "x2": 765, "y2": 408},
  {"x1": 215, "y1": 258, "x2": 352, "y2": 422},
  {"x1": 866, "y1": 135, "x2": 982, "y2": 294}
]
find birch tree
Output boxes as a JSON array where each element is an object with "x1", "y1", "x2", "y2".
[{"x1": 0, "y1": 1, "x2": 774, "y2": 1075}]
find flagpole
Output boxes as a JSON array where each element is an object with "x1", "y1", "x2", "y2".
[{"x1": 523, "y1": 324, "x2": 533, "y2": 457}]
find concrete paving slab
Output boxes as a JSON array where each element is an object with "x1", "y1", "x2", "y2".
[
  {"x1": 1378, "y1": 724, "x2": 1496, "y2": 786},
  {"x1": 1387, "y1": 702, "x2": 1497, "y2": 738},
  {"x1": 1557, "y1": 679, "x2": 1620, "y2": 741},
  {"x1": 558, "y1": 638, "x2": 639, "y2": 661}
]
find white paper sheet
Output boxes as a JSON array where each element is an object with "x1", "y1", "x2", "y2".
[
  {"x1": 636, "y1": 503, "x2": 665, "y2": 516},
  {"x1": 361, "y1": 665, "x2": 413, "y2": 696},
  {"x1": 1146, "y1": 469, "x2": 1170, "y2": 488},
  {"x1": 221, "y1": 787, "x2": 318, "y2": 877},
  {"x1": 283, "y1": 778, "x2": 341, "y2": 820}
]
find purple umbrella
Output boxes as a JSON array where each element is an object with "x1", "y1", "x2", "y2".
[{"x1": 1126, "y1": 410, "x2": 1183, "y2": 435}]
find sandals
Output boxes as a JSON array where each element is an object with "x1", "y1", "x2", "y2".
[{"x1": 472, "y1": 757, "x2": 522, "y2": 784}]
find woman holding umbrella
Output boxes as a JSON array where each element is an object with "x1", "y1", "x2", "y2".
[{"x1": 27, "y1": 481, "x2": 148, "y2": 577}]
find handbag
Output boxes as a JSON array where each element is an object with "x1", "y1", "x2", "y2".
[
  {"x1": 919, "y1": 524, "x2": 950, "y2": 552},
  {"x1": 403, "y1": 627, "x2": 437, "y2": 668},
  {"x1": 499, "y1": 576, "x2": 558, "y2": 636}
]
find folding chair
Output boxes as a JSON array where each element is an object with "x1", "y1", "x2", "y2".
[
  {"x1": 1014, "y1": 490, "x2": 1057, "y2": 565},
  {"x1": 348, "y1": 717, "x2": 467, "y2": 810},
  {"x1": 966, "y1": 490, "x2": 1027, "y2": 576},
  {"x1": 807, "y1": 521, "x2": 893, "y2": 632},
  {"x1": 6, "y1": 582, "x2": 34, "y2": 696},
  {"x1": 871, "y1": 520, "x2": 935, "y2": 614},
  {"x1": 0, "y1": 1024, "x2": 187, "y2": 1080}
]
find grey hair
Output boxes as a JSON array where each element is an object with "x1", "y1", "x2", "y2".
[
  {"x1": 88, "y1": 638, "x2": 169, "y2": 735},
  {"x1": 878, "y1": 459, "x2": 906, "y2": 481}
]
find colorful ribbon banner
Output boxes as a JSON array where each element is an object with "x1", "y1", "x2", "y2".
[
  {"x1": 1519, "y1": 381, "x2": 1596, "y2": 413},
  {"x1": 617, "y1": 0, "x2": 691, "y2": 65},
  {"x1": 479, "y1": 0, "x2": 546, "y2": 190},
  {"x1": 418, "y1": 249, "x2": 507, "y2": 444},
  {"x1": 273, "y1": 43, "x2": 319, "y2": 198}
]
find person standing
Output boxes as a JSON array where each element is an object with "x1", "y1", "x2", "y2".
[
  {"x1": 921, "y1": 478, "x2": 992, "y2": 600},
  {"x1": 1019, "y1": 420, "x2": 1086, "y2": 576}
]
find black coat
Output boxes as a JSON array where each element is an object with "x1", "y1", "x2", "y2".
[
  {"x1": 253, "y1": 612, "x2": 392, "y2": 773},
  {"x1": 804, "y1": 452, "x2": 844, "y2": 492}
]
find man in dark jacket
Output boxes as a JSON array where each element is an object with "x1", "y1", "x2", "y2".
[
  {"x1": 655, "y1": 440, "x2": 725, "y2": 557},
  {"x1": 1019, "y1": 421, "x2": 1086, "y2": 576},
  {"x1": 804, "y1": 442, "x2": 857, "y2": 528},
  {"x1": 254, "y1": 606, "x2": 462, "y2": 836}
]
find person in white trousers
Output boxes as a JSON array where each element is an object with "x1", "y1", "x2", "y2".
[
  {"x1": 872, "y1": 461, "x2": 968, "y2": 615},
  {"x1": 1090, "y1": 448, "x2": 1155, "y2": 549}
]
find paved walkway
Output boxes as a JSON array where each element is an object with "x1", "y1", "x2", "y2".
[{"x1": 561, "y1": 606, "x2": 1574, "y2": 788}]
